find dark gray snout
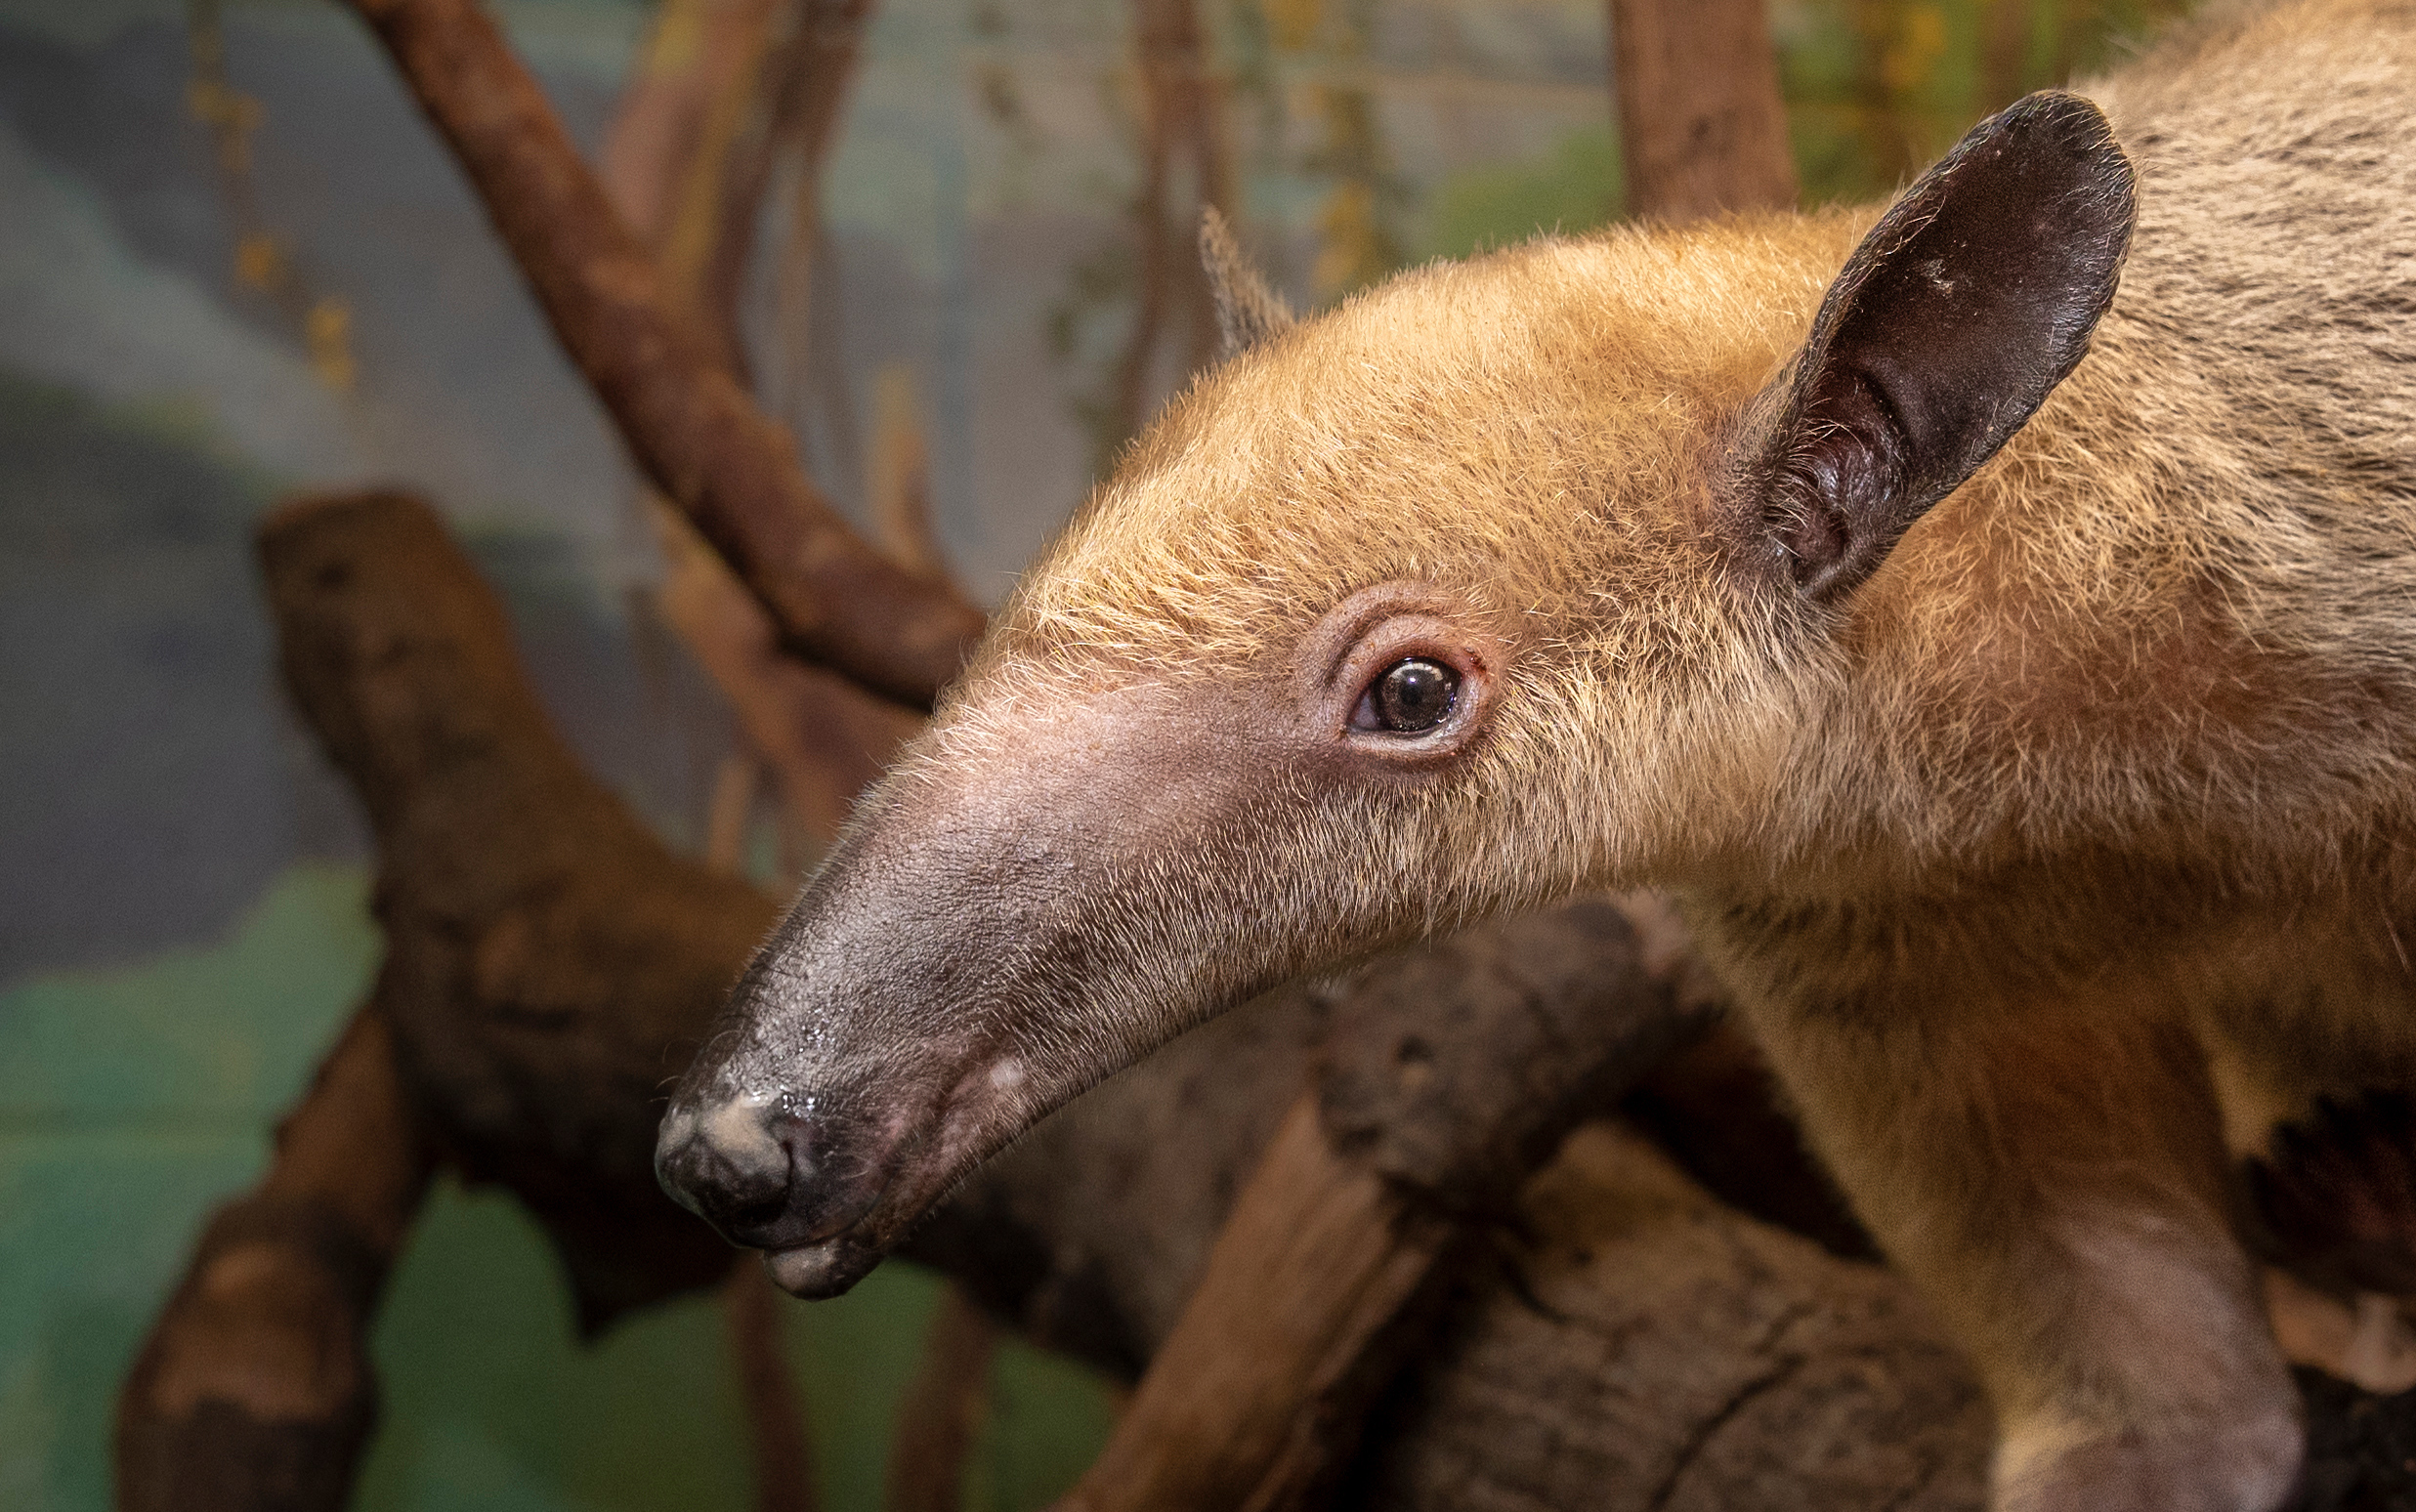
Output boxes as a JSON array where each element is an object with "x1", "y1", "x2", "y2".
[
  {"x1": 653, "y1": 687, "x2": 1338, "y2": 1299},
  {"x1": 650, "y1": 787, "x2": 998, "y2": 1300}
]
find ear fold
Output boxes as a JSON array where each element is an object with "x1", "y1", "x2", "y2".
[
  {"x1": 1737, "y1": 91, "x2": 2137, "y2": 602},
  {"x1": 1200, "y1": 207, "x2": 1294, "y2": 361}
]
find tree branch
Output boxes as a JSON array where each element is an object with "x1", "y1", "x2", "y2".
[
  {"x1": 726, "y1": 1259, "x2": 823, "y2": 1512},
  {"x1": 259, "y1": 488, "x2": 779, "y2": 1328},
  {"x1": 1047, "y1": 896, "x2": 1718, "y2": 1512},
  {"x1": 882, "y1": 1284, "x2": 997, "y2": 1512},
  {"x1": 704, "y1": 0, "x2": 878, "y2": 357},
  {"x1": 597, "y1": 0, "x2": 925, "y2": 853},
  {"x1": 343, "y1": 0, "x2": 984, "y2": 706},
  {"x1": 1607, "y1": 0, "x2": 1799, "y2": 220},
  {"x1": 115, "y1": 1001, "x2": 435, "y2": 1512}
]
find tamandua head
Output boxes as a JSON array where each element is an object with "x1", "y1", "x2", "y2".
[{"x1": 656, "y1": 93, "x2": 2137, "y2": 1295}]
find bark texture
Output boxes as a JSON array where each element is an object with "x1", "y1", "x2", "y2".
[
  {"x1": 1608, "y1": 0, "x2": 1800, "y2": 220},
  {"x1": 1035, "y1": 898, "x2": 1720, "y2": 1511},
  {"x1": 343, "y1": 0, "x2": 983, "y2": 705},
  {"x1": 1342, "y1": 1125, "x2": 1990, "y2": 1512},
  {"x1": 115, "y1": 1004, "x2": 432, "y2": 1512},
  {"x1": 261, "y1": 489, "x2": 773, "y2": 1329}
]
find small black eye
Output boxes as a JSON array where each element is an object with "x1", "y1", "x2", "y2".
[{"x1": 1368, "y1": 657, "x2": 1460, "y2": 734}]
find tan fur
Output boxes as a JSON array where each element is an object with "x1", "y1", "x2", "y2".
[
  {"x1": 942, "y1": 0, "x2": 2416, "y2": 1501},
  {"x1": 663, "y1": 3, "x2": 2415, "y2": 1505}
]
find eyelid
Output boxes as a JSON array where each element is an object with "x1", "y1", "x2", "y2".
[
  {"x1": 1294, "y1": 584, "x2": 1502, "y2": 763},
  {"x1": 1310, "y1": 586, "x2": 1468, "y2": 695},
  {"x1": 1349, "y1": 684, "x2": 1381, "y2": 730}
]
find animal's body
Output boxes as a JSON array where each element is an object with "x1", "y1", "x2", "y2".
[{"x1": 658, "y1": 2, "x2": 2416, "y2": 1506}]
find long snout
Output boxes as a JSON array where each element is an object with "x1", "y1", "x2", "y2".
[
  {"x1": 651, "y1": 662, "x2": 1529, "y2": 1296},
  {"x1": 652, "y1": 791, "x2": 1025, "y2": 1295},
  {"x1": 653, "y1": 690, "x2": 1336, "y2": 1295}
]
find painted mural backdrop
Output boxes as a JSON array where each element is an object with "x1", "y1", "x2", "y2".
[{"x1": 0, "y1": 0, "x2": 2181, "y2": 1506}]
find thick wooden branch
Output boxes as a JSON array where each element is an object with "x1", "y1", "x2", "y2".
[
  {"x1": 260, "y1": 488, "x2": 779, "y2": 1328},
  {"x1": 1345, "y1": 1123, "x2": 1990, "y2": 1512},
  {"x1": 111, "y1": 488, "x2": 796, "y2": 1512},
  {"x1": 1608, "y1": 0, "x2": 1798, "y2": 220},
  {"x1": 1046, "y1": 898, "x2": 1717, "y2": 1512},
  {"x1": 926, "y1": 982, "x2": 2004, "y2": 1511},
  {"x1": 1049, "y1": 1098, "x2": 1461, "y2": 1512},
  {"x1": 115, "y1": 1001, "x2": 435, "y2": 1512},
  {"x1": 344, "y1": 0, "x2": 985, "y2": 706}
]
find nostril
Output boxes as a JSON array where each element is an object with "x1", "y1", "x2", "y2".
[
  {"x1": 657, "y1": 1093, "x2": 891, "y2": 1254},
  {"x1": 727, "y1": 1190, "x2": 791, "y2": 1233},
  {"x1": 656, "y1": 1095, "x2": 797, "y2": 1239}
]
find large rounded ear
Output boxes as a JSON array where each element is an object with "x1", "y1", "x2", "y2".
[
  {"x1": 1734, "y1": 91, "x2": 2136, "y2": 602},
  {"x1": 1200, "y1": 207, "x2": 1294, "y2": 361}
]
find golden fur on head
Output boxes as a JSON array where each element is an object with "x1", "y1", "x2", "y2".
[
  {"x1": 993, "y1": 213, "x2": 1858, "y2": 676},
  {"x1": 954, "y1": 215, "x2": 1870, "y2": 895},
  {"x1": 957, "y1": 0, "x2": 2416, "y2": 899}
]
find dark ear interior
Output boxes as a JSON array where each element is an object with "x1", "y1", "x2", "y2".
[
  {"x1": 1737, "y1": 91, "x2": 2136, "y2": 602},
  {"x1": 1200, "y1": 207, "x2": 1295, "y2": 361}
]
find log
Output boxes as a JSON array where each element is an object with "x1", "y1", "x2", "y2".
[
  {"x1": 1342, "y1": 1124, "x2": 1990, "y2": 1512},
  {"x1": 1046, "y1": 1097, "x2": 1463, "y2": 1512},
  {"x1": 1044, "y1": 897, "x2": 1719, "y2": 1511},
  {"x1": 342, "y1": 0, "x2": 985, "y2": 706},
  {"x1": 963, "y1": 895, "x2": 1985, "y2": 1512}
]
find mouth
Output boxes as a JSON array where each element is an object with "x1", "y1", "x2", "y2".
[
  {"x1": 764, "y1": 1231, "x2": 889, "y2": 1298},
  {"x1": 756, "y1": 1056, "x2": 1048, "y2": 1295},
  {"x1": 757, "y1": 1122, "x2": 991, "y2": 1297}
]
